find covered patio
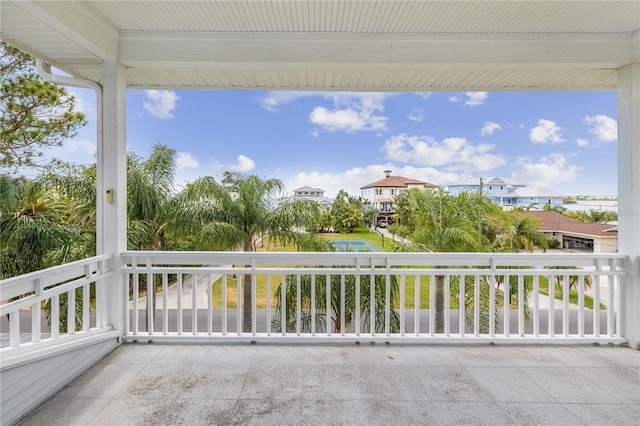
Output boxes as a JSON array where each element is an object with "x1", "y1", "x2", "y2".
[
  {"x1": 18, "y1": 343, "x2": 640, "y2": 425},
  {"x1": 1, "y1": 1, "x2": 639, "y2": 424}
]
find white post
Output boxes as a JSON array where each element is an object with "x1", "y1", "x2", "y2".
[
  {"x1": 617, "y1": 62, "x2": 640, "y2": 348},
  {"x1": 98, "y1": 60, "x2": 127, "y2": 334}
]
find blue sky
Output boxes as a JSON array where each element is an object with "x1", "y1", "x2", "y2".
[{"x1": 48, "y1": 88, "x2": 618, "y2": 199}]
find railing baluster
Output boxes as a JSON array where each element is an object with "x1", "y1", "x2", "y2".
[
  {"x1": 489, "y1": 272, "x2": 495, "y2": 338},
  {"x1": 177, "y1": 273, "x2": 183, "y2": 335},
  {"x1": 83, "y1": 265, "x2": 91, "y2": 331},
  {"x1": 251, "y1": 258, "x2": 257, "y2": 336},
  {"x1": 68, "y1": 289, "x2": 76, "y2": 335},
  {"x1": 281, "y1": 273, "x2": 287, "y2": 336},
  {"x1": 32, "y1": 278, "x2": 43, "y2": 343},
  {"x1": 340, "y1": 274, "x2": 345, "y2": 336},
  {"x1": 415, "y1": 274, "x2": 420, "y2": 337},
  {"x1": 369, "y1": 258, "x2": 375, "y2": 336},
  {"x1": 310, "y1": 274, "x2": 315, "y2": 336},
  {"x1": 133, "y1": 261, "x2": 139, "y2": 335},
  {"x1": 385, "y1": 269, "x2": 390, "y2": 337},
  {"x1": 594, "y1": 266, "x2": 601, "y2": 337},
  {"x1": 518, "y1": 275, "x2": 524, "y2": 337},
  {"x1": 608, "y1": 259, "x2": 615, "y2": 337},
  {"x1": 207, "y1": 273, "x2": 212, "y2": 336},
  {"x1": 147, "y1": 258, "x2": 153, "y2": 335},
  {"x1": 548, "y1": 274, "x2": 555, "y2": 337},
  {"x1": 83, "y1": 283, "x2": 90, "y2": 332},
  {"x1": 354, "y1": 273, "x2": 360, "y2": 336},
  {"x1": 32, "y1": 302, "x2": 41, "y2": 343},
  {"x1": 192, "y1": 273, "x2": 198, "y2": 335},
  {"x1": 52, "y1": 294, "x2": 60, "y2": 338},
  {"x1": 458, "y1": 274, "x2": 464, "y2": 337},
  {"x1": 533, "y1": 275, "x2": 540, "y2": 337},
  {"x1": 236, "y1": 273, "x2": 242, "y2": 336},
  {"x1": 325, "y1": 274, "x2": 331, "y2": 336},
  {"x1": 429, "y1": 275, "x2": 435, "y2": 337},
  {"x1": 444, "y1": 274, "x2": 450, "y2": 337},
  {"x1": 503, "y1": 274, "x2": 510, "y2": 337},
  {"x1": 162, "y1": 273, "x2": 168, "y2": 335},
  {"x1": 267, "y1": 274, "x2": 272, "y2": 336},
  {"x1": 222, "y1": 273, "x2": 227, "y2": 335},
  {"x1": 400, "y1": 275, "x2": 405, "y2": 337},
  {"x1": 474, "y1": 275, "x2": 480, "y2": 337},
  {"x1": 9, "y1": 310, "x2": 20, "y2": 347},
  {"x1": 296, "y1": 274, "x2": 302, "y2": 336},
  {"x1": 562, "y1": 274, "x2": 569, "y2": 337},
  {"x1": 578, "y1": 275, "x2": 585, "y2": 337}
]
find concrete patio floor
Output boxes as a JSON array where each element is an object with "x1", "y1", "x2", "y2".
[{"x1": 18, "y1": 342, "x2": 639, "y2": 425}]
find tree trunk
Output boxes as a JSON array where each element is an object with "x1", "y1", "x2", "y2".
[
  {"x1": 435, "y1": 274, "x2": 445, "y2": 333},
  {"x1": 243, "y1": 266, "x2": 252, "y2": 332}
]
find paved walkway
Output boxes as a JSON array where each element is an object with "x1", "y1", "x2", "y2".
[{"x1": 19, "y1": 342, "x2": 639, "y2": 425}]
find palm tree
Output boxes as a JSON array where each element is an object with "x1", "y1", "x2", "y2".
[
  {"x1": 399, "y1": 188, "x2": 501, "y2": 333},
  {"x1": 495, "y1": 212, "x2": 548, "y2": 253},
  {"x1": 172, "y1": 172, "x2": 327, "y2": 332},
  {"x1": 273, "y1": 272, "x2": 400, "y2": 334}
]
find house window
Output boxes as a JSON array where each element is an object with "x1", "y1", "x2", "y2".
[
  {"x1": 500, "y1": 185, "x2": 504, "y2": 190},
  {"x1": 391, "y1": 189, "x2": 395, "y2": 196},
  {"x1": 489, "y1": 185, "x2": 493, "y2": 190}
]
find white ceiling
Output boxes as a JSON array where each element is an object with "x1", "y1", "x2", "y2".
[{"x1": 2, "y1": 0, "x2": 639, "y2": 91}]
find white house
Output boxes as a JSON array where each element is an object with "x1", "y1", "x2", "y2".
[
  {"x1": 447, "y1": 177, "x2": 564, "y2": 209},
  {"x1": 292, "y1": 186, "x2": 333, "y2": 210},
  {"x1": 360, "y1": 170, "x2": 436, "y2": 225}
]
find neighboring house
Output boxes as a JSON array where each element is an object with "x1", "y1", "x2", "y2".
[
  {"x1": 447, "y1": 177, "x2": 564, "y2": 209},
  {"x1": 520, "y1": 211, "x2": 618, "y2": 254},
  {"x1": 292, "y1": 186, "x2": 333, "y2": 210},
  {"x1": 360, "y1": 170, "x2": 436, "y2": 225}
]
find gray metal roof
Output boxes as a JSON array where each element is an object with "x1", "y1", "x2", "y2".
[{"x1": 2, "y1": 1, "x2": 638, "y2": 91}]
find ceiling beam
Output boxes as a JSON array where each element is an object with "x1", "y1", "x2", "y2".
[{"x1": 119, "y1": 32, "x2": 635, "y2": 70}]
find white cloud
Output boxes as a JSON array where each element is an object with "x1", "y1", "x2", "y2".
[
  {"x1": 287, "y1": 164, "x2": 460, "y2": 199},
  {"x1": 585, "y1": 115, "x2": 617, "y2": 142},
  {"x1": 407, "y1": 108, "x2": 424, "y2": 122},
  {"x1": 448, "y1": 92, "x2": 488, "y2": 106},
  {"x1": 143, "y1": 90, "x2": 179, "y2": 119},
  {"x1": 258, "y1": 92, "x2": 318, "y2": 112},
  {"x1": 228, "y1": 155, "x2": 255, "y2": 172},
  {"x1": 176, "y1": 152, "x2": 199, "y2": 169},
  {"x1": 480, "y1": 121, "x2": 502, "y2": 136},
  {"x1": 308, "y1": 93, "x2": 388, "y2": 133},
  {"x1": 511, "y1": 153, "x2": 579, "y2": 187},
  {"x1": 529, "y1": 119, "x2": 564, "y2": 144},
  {"x1": 259, "y1": 91, "x2": 389, "y2": 133},
  {"x1": 576, "y1": 138, "x2": 589, "y2": 147},
  {"x1": 382, "y1": 133, "x2": 506, "y2": 173},
  {"x1": 465, "y1": 92, "x2": 488, "y2": 106}
]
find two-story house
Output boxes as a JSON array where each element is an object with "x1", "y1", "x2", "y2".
[
  {"x1": 447, "y1": 177, "x2": 564, "y2": 209},
  {"x1": 292, "y1": 186, "x2": 333, "y2": 210},
  {"x1": 360, "y1": 170, "x2": 436, "y2": 226}
]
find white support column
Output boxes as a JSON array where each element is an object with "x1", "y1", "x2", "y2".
[
  {"x1": 617, "y1": 62, "x2": 640, "y2": 348},
  {"x1": 98, "y1": 60, "x2": 127, "y2": 334}
]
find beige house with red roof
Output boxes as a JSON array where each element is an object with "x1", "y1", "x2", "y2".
[
  {"x1": 361, "y1": 170, "x2": 436, "y2": 226},
  {"x1": 521, "y1": 211, "x2": 618, "y2": 254}
]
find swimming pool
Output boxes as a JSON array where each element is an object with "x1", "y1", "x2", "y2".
[{"x1": 332, "y1": 240, "x2": 380, "y2": 252}]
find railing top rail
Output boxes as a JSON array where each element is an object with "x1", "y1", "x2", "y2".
[
  {"x1": 0, "y1": 255, "x2": 112, "y2": 301},
  {"x1": 122, "y1": 251, "x2": 628, "y2": 268}
]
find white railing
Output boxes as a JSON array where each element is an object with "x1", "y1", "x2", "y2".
[
  {"x1": 123, "y1": 251, "x2": 628, "y2": 344},
  {"x1": 0, "y1": 255, "x2": 113, "y2": 352}
]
